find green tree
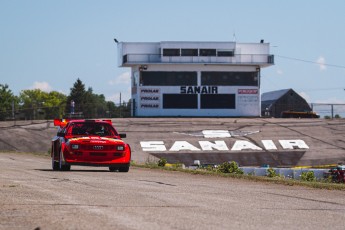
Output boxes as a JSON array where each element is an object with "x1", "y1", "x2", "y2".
[
  {"x1": 84, "y1": 90, "x2": 112, "y2": 118},
  {"x1": 122, "y1": 99, "x2": 132, "y2": 117},
  {"x1": 83, "y1": 87, "x2": 97, "y2": 118},
  {"x1": 67, "y1": 78, "x2": 86, "y2": 115},
  {"x1": 66, "y1": 78, "x2": 129, "y2": 118},
  {"x1": 19, "y1": 89, "x2": 46, "y2": 120},
  {"x1": 112, "y1": 99, "x2": 131, "y2": 118},
  {"x1": 45, "y1": 91, "x2": 67, "y2": 118},
  {"x1": 106, "y1": 101, "x2": 116, "y2": 118},
  {"x1": 0, "y1": 84, "x2": 18, "y2": 120},
  {"x1": 92, "y1": 93, "x2": 108, "y2": 118},
  {"x1": 19, "y1": 89, "x2": 67, "y2": 119}
]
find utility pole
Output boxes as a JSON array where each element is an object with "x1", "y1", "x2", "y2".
[
  {"x1": 12, "y1": 100, "x2": 14, "y2": 120},
  {"x1": 119, "y1": 92, "x2": 122, "y2": 118}
]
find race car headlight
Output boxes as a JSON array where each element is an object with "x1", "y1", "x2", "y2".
[
  {"x1": 71, "y1": 144, "x2": 79, "y2": 150},
  {"x1": 116, "y1": 145, "x2": 125, "y2": 151}
]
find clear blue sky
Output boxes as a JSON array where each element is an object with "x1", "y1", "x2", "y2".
[{"x1": 1, "y1": 0, "x2": 345, "y2": 104}]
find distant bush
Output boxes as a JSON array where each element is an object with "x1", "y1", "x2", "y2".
[
  {"x1": 157, "y1": 158, "x2": 167, "y2": 167},
  {"x1": 267, "y1": 168, "x2": 279, "y2": 177},
  {"x1": 301, "y1": 171, "x2": 316, "y2": 182},
  {"x1": 324, "y1": 115, "x2": 331, "y2": 119},
  {"x1": 217, "y1": 161, "x2": 243, "y2": 174},
  {"x1": 335, "y1": 114, "x2": 341, "y2": 119}
]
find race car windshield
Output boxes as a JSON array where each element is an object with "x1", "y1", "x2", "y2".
[{"x1": 67, "y1": 123, "x2": 118, "y2": 137}]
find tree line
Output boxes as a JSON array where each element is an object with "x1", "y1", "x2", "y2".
[{"x1": 0, "y1": 78, "x2": 130, "y2": 121}]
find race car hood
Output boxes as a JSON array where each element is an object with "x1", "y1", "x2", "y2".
[{"x1": 67, "y1": 136, "x2": 125, "y2": 144}]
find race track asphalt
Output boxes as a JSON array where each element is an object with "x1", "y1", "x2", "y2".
[
  {"x1": 1, "y1": 152, "x2": 345, "y2": 230},
  {"x1": 1, "y1": 118, "x2": 345, "y2": 229}
]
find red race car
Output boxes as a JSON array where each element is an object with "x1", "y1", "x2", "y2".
[{"x1": 51, "y1": 119, "x2": 131, "y2": 172}]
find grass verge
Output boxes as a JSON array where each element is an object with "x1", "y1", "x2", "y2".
[{"x1": 131, "y1": 162, "x2": 345, "y2": 191}]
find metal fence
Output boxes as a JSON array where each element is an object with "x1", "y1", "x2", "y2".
[
  {"x1": 2, "y1": 102, "x2": 344, "y2": 121},
  {"x1": 0, "y1": 103, "x2": 131, "y2": 122},
  {"x1": 261, "y1": 102, "x2": 345, "y2": 119},
  {"x1": 311, "y1": 103, "x2": 345, "y2": 119}
]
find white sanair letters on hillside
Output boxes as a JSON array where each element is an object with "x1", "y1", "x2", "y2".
[
  {"x1": 231, "y1": 141, "x2": 262, "y2": 151},
  {"x1": 199, "y1": 141, "x2": 229, "y2": 151},
  {"x1": 140, "y1": 140, "x2": 309, "y2": 152},
  {"x1": 140, "y1": 130, "x2": 309, "y2": 152},
  {"x1": 140, "y1": 141, "x2": 167, "y2": 151},
  {"x1": 261, "y1": 140, "x2": 278, "y2": 150},
  {"x1": 170, "y1": 141, "x2": 200, "y2": 151},
  {"x1": 202, "y1": 130, "x2": 231, "y2": 138},
  {"x1": 279, "y1": 140, "x2": 309, "y2": 149}
]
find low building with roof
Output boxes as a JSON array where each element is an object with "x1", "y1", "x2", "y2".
[{"x1": 261, "y1": 88, "x2": 314, "y2": 118}]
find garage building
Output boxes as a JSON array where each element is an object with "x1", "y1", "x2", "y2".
[
  {"x1": 261, "y1": 88, "x2": 313, "y2": 118},
  {"x1": 117, "y1": 41, "x2": 274, "y2": 117}
]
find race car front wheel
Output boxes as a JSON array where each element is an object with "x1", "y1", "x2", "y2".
[
  {"x1": 52, "y1": 155, "x2": 59, "y2": 171},
  {"x1": 109, "y1": 166, "x2": 117, "y2": 172},
  {"x1": 59, "y1": 149, "x2": 71, "y2": 171},
  {"x1": 109, "y1": 164, "x2": 129, "y2": 172},
  {"x1": 119, "y1": 165, "x2": 130, "y2": 172}
]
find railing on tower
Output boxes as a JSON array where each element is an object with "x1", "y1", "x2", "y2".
[{"x1": 122, "y1": 53, "x2": 274, "y2": 65}]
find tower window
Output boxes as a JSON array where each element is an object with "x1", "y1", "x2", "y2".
[
  {"x1": 163, "y1": 49, "x2": 180, "y2": 56},
  {"x1": 217, "y1": 50, "x2": 234, "y2": 57},
  {"x1": 199, "y1": 49, "x2": 216, "y2": 56},
  {"x1": 181, "y1": 49, "x2": 198, "y2": 56}
]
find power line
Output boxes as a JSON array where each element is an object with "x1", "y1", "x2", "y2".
[
  {"x1": 294, "y1": 87, "x2": 345, "y2": 92},
  {"x1": 275, "y1": 55, "x2": 345, "y2": 69}
]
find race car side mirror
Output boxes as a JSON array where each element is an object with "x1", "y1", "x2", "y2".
[
  {"x1": 119, "y1": 133, "x2": 126, "y2": 138},
  {"x1": 57, "y1": 132, "x2": 65, "y2": 138}
]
